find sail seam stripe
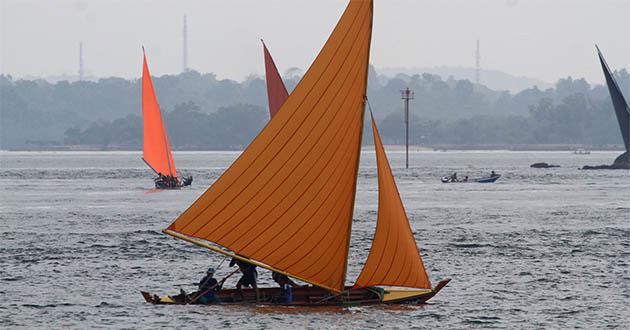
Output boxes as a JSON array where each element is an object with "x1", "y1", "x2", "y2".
[
  {"x1": 206, "y1": 15, "x2": 372, "y2": 243},
  {"x1": 340, "y1": 2, "x2": 373, "y2": 289},
  {"x1": 175, "y1": 2, "x2": 366, "y2": 232},
  {"x1": 281, "y1": 142, "x2": 358, "y2": 271},
  {"x1": 294, "y1": 192, "x2": 354, "y2": 278},
  {"x1": 192, "y1": 6, "x2": 370, "y2": 236},
  {"x1": 379, "y1": 169, "x2": 403, "y2": 283},
  {"x1": 361, "y1": 119, "x2": 390, "y2": 285},
  {"x1": 237, "y1": 102, "x2": 364, "y2": 256},
  {"x1": 268, "y1": 144, "x2": 359, "y2": 269},
  {"x1": 391, "y1": 228, "x2": 410, "y2": 284},
  {"x1": 225, "y1": 27, "x2": 372, "y2": 253}
]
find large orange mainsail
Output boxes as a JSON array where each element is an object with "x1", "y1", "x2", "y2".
[
  {"x1": 142, "y1": 49, "x2": 177, "y2": 177},
  {"x1": 262, "y1": 40, "x2": 289, "y2": 118},
  {"x1": 165, "y1": 0, "x2": 373, "y2": 292},
  {"x1": 353, "y1": 113, "x2": 432, "y2": 289}
]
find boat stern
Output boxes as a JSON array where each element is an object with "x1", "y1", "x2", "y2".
[
  {"x1": 140, "y1": 291, "x2": 179, "y2": 304},
  {"x1": 381, "y1": 278, "x2": 451, "y2": 304}
]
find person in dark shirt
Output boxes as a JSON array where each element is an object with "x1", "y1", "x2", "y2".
[
  {"x1": 230, "y1": 258, "x2": 259, "y2": 302},
  {"x1": 196, "y1": 267, "x2": 221, "y2": 304},
  {"x1": 182, "y1": 175, "x2": 193, "y2": 186},
  {"x1": 272, "y1": 271, "x2": 297, "y2": 304}
]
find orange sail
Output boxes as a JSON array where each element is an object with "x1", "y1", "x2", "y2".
[
  {"x1": 165, "y1": 0, "x2": 373, "y2": 292},
  {"x1": 262, "y1": 40, "x2": 289, "y2": 118},
  {"x1": 142, "y1": 50, "x2": 177, "y2": 177},
  {"x1": 353, "y1": 113, "x2": 432, "y2": 289}
]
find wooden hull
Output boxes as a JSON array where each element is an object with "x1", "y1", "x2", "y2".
[
  {"x1": 141, "y1": 279, "x2": 450, "y2": 306},
  {"x1": 154, "y1": 177, "x2": 192, "y2": 189}
]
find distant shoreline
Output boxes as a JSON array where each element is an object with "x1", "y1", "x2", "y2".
[{"x1": 4, "y1": 144, "x2": 625, "y2": 152}]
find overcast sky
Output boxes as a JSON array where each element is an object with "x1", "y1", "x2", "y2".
[{"x1": 1, "y1": 0, "x2": 628, "y2": 84}]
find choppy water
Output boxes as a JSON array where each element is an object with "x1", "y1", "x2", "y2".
[{"x1": 1, "y1": 150, "x2": 628, "y2": 329}]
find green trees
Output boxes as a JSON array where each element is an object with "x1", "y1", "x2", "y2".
[
  {"x1": 1, "y1": 67, "x2": 629, "y2": 149},
  {"x1": 61, "y1": 102, "x2": 267, "y2": 150}
]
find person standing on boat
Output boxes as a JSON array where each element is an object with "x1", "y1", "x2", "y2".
[
  {"x1": 230, "y1": 258, "x2": 259, "y2": 301},
  {"x1": 272, "y1": 271, "x2": 297, "y2": 304},
  {"x1": 196, "y1": 267, "x2": 221, "y2": 304},
  {"x1": 182, "y1": 175, "x2": 193, "y2": 186}
]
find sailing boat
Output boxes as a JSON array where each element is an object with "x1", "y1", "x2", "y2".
[
  {"x1": 141, "y1": 0, "x2": 449, "y2": 305},
  {"x1": 141, "y1": 48, "x2": 193, "y2": 188},
  {"x1": 262, "y1": 40, "x2": 289, "y2": 118},
  {"x1": 583, "y1": 46, "x2": 630, "y2": 169}
]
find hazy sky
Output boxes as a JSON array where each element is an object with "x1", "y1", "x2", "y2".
[{"x1": 1, "y1": 0, "x2": 628, "y2": 84}]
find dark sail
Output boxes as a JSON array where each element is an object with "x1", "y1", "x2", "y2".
[{"x1": 596, "y1": 45, "x2": 630, "y2": 153}]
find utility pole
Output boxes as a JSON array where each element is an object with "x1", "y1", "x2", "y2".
[
  {"x1": 401, "y1": 88, "x2": 414, "y2": 169},
  {"x1": 183, "y1": 15, "x2": 188, "y2": 72},
  {"x1": 475, "y1": 39, "x2": 480, "y2": 85},
  {"x1": 78, "y1": 41, "x2": 84, "y2": 81}
]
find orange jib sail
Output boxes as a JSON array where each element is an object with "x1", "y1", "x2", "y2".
[
  {"x1": 142, "y1": 50, "x2": 177, "y2": 177},
  {"x1": 354, "y1": 113, "x2": 431, "y2": 289},
  {"x1": 165, "y1": 0, "x2": 373, "y2": 292},
  {"x1": 262, "y1": 40, "x2": 289, "y2": 118}
]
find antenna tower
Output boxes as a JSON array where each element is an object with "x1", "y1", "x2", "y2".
[
  {"x1": 475, "y1": 39, "x2": 480, "y2": 85},
  {"x1": 183, "y1": 15, "x2": 189, "y2": 72},
  {"x1": 78, "y1": 41, "x2": 84, "y2": 81}
]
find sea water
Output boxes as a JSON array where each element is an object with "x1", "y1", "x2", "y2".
[{"x1": 1, "y1": 151, "x2": 628, "y2": 328}]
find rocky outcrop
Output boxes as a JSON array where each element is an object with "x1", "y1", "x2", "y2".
[
  {"x1": 530, "y1": 162, "x2": 560, "y2": 168},
  {"x1": 582, "y1": 151, "x2": 630, "y2": 170}
]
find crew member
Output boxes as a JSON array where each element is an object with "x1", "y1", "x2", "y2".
[
  {"x1": 197, "y1": 267, "x2": 221, "y2": 304},
  {"x1": 230, "y1": 258, "x2": 259, "y2": 301},
  {"x1": 272, "y1": 271, "x2": 297, "y2": 304}
]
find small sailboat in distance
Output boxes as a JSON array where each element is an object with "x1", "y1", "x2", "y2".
[
  {"x1": 262, "y1": 40, "x2": 289, "y2": 118},
  {"x1": 141, "y1": 0, "x2": 449, "y2": 305},
  {"x1": 583, "y1": 46, "x2": 630, "y2": 169},
  {"x1": 141, "y1": 48, "x2": 193, "y2": 188}
]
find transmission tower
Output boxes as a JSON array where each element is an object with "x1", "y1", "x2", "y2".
[
  {"x1": 78, "y1": 41, "x2": 84, "y2": 81},
  {"x1": 183, "y1": 15, "x2": 189, "y2": 72},
  {"x1": 475, "y1": 39, "x2": 480, "y2": 85}
]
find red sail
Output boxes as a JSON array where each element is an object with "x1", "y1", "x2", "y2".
[
  {"x1": 262, "y1": 40, "x2": 290, "y2": 118},
  {"x1": 141, "y1": 50, "x2": 177, "y2": 177}
]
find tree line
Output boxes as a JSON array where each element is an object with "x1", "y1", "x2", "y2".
[
  {"x1": 63, "y1": 102, "x2": 267, "y2": 150},
  {"x1": 1, "y1": 66, "x2": 628, "y2": 149}
]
